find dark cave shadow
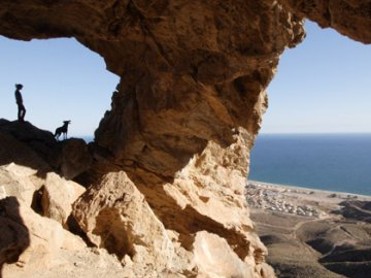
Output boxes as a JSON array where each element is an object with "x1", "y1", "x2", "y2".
[
  {"x1": 0, "y1": 118, "x2": 93, "y2": 182},
  {"x1": 0, "y1": 118, "x2": 95, "y2": 248},
  {"x1": 0, "y1": 197, "x2": 30, "y2": 278},
  {"x1": 0, "y1": 118, "x2": 60, "y2": 179}
]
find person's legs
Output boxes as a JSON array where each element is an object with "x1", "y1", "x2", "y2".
[
  {"x1": 22, "y1": 106, "x2": 26, "y2": 121},
  {"x1": 18, "y1": 105, "x2": 26, "y2": 121},
  {"x1": 17, "y1": 105, "x2": 21, "y2": 121}
]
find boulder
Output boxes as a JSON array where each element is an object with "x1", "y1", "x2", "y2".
[
  {"x1": 58, "y1": 138, "x2": 93, "y2": 180},
  {"x1": 0, "y1": 195, "x2": 86, "y2": 272},
  {"x1": 41, "y1": 172, "x2": 86, "y2": 227},
  {"x1": 72, "y1": 140, "x2": 269, "y2": 276},
  {"x1": 193, "y1": 231, "x2": 256, "y2": 278},
  {"x1": 73, "y1": 171, "x2": 175, "y2": 271},
  {"x1": 0, "y1": 163, "x2": 87, "y2": 272},
  {"x1": 0, "y1": 163, "x2": 40, "y2": 206},
  {"x1": 0, "y1": 197, "x2": 30, "y2": 269},
  {"x1": 16, "y1": 199, "x2": 86, "y2": 269}
]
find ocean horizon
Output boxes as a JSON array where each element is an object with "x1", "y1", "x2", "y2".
[
  {"x1": 249, "y1": 133, "x2": 371, "y2": 196},
  {"x1": 81, "y1": 133, "x2": 371, "y2": 195}
]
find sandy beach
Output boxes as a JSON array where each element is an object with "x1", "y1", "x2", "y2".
[{"x1": 247, "y1": 181, "x2": 371, "y2": 278}]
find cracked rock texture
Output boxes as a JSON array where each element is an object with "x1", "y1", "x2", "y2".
[{"x1": 1, "y1": 0, "x2": 370, "y2": 277}]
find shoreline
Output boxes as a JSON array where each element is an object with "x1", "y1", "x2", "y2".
[
  {"x1": 248, "y1": 179, "x2": 371, "y2": 199},
  {"x1": 247, "y1": 180, "x2": 371, "y2": 277},
  {"x1": 246, "y1": 180, "x2": 371, "y2": 219}
]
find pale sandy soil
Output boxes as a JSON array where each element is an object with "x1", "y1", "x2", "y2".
[
  {"x1": 247, "y1": 181, "x2": 371, "y2": 278},
  {"x1": 3, "y1": 248, "x2": 125, "y2": 278}
]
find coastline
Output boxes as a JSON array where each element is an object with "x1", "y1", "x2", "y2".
[
  {"x1": 248, "y1": 179, "x2": 371, "y2": 199},
  {"x1": 247, "y1": 180, "x2": 371, "y2": 219},
  {"x1": 247, "y1": 180, "x2": 371, "y2": 277},
  {"x1": 250, "y1": 133, "x2": 371, "y2": 197}
]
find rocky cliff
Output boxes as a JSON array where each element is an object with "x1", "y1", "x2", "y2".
[{"x1": 1, "y1": 1, "x2": 370, "y2": 277}]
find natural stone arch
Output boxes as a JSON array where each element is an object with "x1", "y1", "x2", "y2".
[
  {"x1": 0, "y1": 1, "x2": 304, "y2": 177},
  {"x1": 1, "y1": 1, "x2": 371, "y2": 277},
  {"x1": 0, "y1": 36, "x2": 118, "y2": 137},
  {"x1": 278, "y1": 0, "x2": 371, "y2": 43}
]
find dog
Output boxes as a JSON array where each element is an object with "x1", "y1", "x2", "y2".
[{"x1": 54, "y1": 120, "x2": 71, "y2": 140}]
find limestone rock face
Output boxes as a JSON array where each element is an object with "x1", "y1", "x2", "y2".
[
  {"x1": 125, "y1": 134, "x2": 269, "y2": 271},
  {"x1": 0, "y1": 161, "x2": 126, "y2": 278},
  {"x1": 73, "y1": 171, "x2": 175, "y2": 271},
  {"x1": 0, "y1": 163, "x2": 39, "y2": 207},
  {"x1": 58, "y1": 138, "x2": 93, "y2": 180},
  {"x1": 1, "y1": 1, "x2": 371, "y2": 277},
  {"x1": 0, "y1": 197, "x2": 30, "y2": 268},
  {"x1": 0, "y1": 193, "x2": 86, "y2": 274},
  {"x1": 193, "y1": 231, "x2": 275, "y2": 278},
  {"x1": 278, "y1": 0, "x2": 371, "y2": 43},
  {"x1": 6, "y1": 197, "x2": 86, "y2": 270},
  {"x1": 41, "y1": 172, "x2": 86, "y2": 227}
]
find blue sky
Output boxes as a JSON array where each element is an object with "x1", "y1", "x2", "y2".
[
  {"x1": 261, "y1": 21, "x2": 371, "y2": 134},
  {"x1": 0, "y1": 37, "x2": 119, "y2": 137},
  {"x1": 0, "y1": 20, "x2": 370, "y2": 137}
]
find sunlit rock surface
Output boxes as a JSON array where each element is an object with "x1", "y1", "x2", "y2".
[
  {"x1": 279, "y1": 0, "x2": 371, "y2": 43},
  {"x1": 1, "y1": 0, "x2": 371, "y2": 277}
]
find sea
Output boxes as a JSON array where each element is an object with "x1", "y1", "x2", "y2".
[
  {"x1": 249, "y1": 134, "x2": 371, "y2": 196},
  {"x1": 82, "y1": 134, "x2": 371, "y2": 196},
  {"x1": 82, "y1": 136, "x2": 94, "y2": 143}
]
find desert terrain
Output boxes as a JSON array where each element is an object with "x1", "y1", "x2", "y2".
[{"x1": 248, "y1": 181, "x2": 371, "y2": 278}]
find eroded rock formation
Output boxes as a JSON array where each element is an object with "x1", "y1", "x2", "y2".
[
  {"x1": 279, "y1": 0, "x2": 371, "y2": 43},
  {"x1": 1, "y1": 1, "x2": 371, "y2": 277}
]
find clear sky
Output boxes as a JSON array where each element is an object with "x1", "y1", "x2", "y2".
[
  {"x1": 0, "y1": 20, "x2": 370, "y2": 137},
  {"x1": 0, "y1": 37, "x2": 119, "y2": 137},
  {"x1": 261, "y1": 21, "x2": 371, "y2": 134}
]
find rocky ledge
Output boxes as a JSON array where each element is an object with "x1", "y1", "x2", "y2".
[{"x1": 0, "y1": 121, "x2": 274, "y2": 277}]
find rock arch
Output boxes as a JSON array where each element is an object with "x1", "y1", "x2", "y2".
[{"x1": 1, "y1": 1, "x2": 370, "y2": 277}]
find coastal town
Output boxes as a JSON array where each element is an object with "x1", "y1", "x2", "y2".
[{"x1": 246, "y1": 181, "x2": 362, "y2": 218}]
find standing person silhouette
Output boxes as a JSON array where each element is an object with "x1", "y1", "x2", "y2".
[{"x1": 15, "y1": 84, "x2": 26, "y2": 122}]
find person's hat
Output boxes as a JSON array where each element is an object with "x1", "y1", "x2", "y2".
[{"x1": 15, "y1": 84, "x2": 23, "y2": 89}]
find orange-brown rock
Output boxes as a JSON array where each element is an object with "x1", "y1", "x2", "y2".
[
  {"x1": 0, "y1": 163, "x2": 124, "y2": 278},
  {"x1": 41, "y1": 172, "x2": 86, "y2": 227},
  {"x1": 73, "y1": 171, "x2": 176, "y2": 271},
  {"x1": 193, "y1": 231, "x2": 274, "y2": 278},
  {"x1": 1, "y1": 1, "x2": 371, "y2": 277},
  {"x1": 278, "y1": 0, "x2": 371, "y2": 43},
  {"x1": 0, "y1": 163, "x2": 39, "y2": 207},
  {"x1": 0, "y1": 193, "x2": 87, "y2": 276}
]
